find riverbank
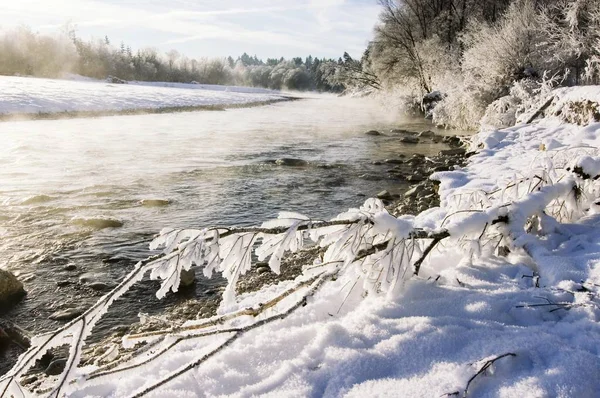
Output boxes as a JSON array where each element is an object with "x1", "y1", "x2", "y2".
[
  {"x1": 50, "y1": 86, "x2": 600, "y2": 397},
  {"x1": 0, "y1": 75, "x2": 290, "y2": 121},
  {"x1": 0, "y1": 97, "x2": 299, "y2": 122},
  {"x1": 0, "y1": 97, "x2": 471, "y2": 378},
  {"x1": 0, "y1": 126, "x2": 473, "y2": 387}
]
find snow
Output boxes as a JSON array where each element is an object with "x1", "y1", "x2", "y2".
[
  {"x1": 0, "y1": 76, "x2": 287, "y2": 116},
  {"x1": 5, "y1": 86, "x2": 600, "y2": 397}
]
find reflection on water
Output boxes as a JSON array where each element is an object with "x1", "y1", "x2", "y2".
[{"x1": 0, "y1": 95, "x2": 466, "y2": 338}]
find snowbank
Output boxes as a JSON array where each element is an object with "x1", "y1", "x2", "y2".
[{"x1": 0, "y1": 76, "x2": 287, "y2": 117}]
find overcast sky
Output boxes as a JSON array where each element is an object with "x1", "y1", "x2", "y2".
[{"x1": 0, "y1": 0, "x2": 381, "y2": 60}]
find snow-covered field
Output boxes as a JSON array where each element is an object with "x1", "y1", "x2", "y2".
[
  {"x1": 0, "y1": 76, "x2": 287, "y2": 116},
  {"x1": 3, "y1": 88, "x2": 600, "y2": 397}
]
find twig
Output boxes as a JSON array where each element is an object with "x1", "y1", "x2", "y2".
[
  {"x1": 525, "y1": 95, "x2": 555, "y2": 124},
  {"x1": 127, "y1": 272, "x2": 334, "y2": 397},
  {"x1": 413, "y1": 237, "x2": 443, "y2": 276},
  {"x1": 462, "y1": 353, "x2": 517, "y2": 397}
]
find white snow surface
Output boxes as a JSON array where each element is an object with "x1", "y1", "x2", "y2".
[
  {"x1": 0, "y1": 76, "x2": 287, "y2": 115},
  {"x1": 9, "y1": 87, "x2": 600, "y2": 397}
]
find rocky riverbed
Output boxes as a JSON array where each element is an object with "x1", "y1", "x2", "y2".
[{"x1": 0, "y1": 127, "x2": 470, "y2": 385}]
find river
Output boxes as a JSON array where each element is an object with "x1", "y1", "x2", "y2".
[{"x1": 0, "y1": 95, "x2": 465, "y2": 359}]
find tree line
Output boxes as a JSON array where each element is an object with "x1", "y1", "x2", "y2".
[{"x1": 0, "y1": 26, "x2": 344, "y2": 92}]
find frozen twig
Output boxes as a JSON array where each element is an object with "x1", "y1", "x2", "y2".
[{"x1": 462, "y1": 353, "x2": 517, "y2": 397}]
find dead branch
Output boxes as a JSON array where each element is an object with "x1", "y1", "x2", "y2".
[
  {"x1": 525, "y1": 96, "x2": 555, "y2": 124},
  {"x1": 413, "y1": 237, "x2": 443, "y2": 276},
  {"x1": 126, "y1": 272, "x2": 334, "y2": 398},
  {"x1": 463, "y1": 353, "x2": 517, "y2": 397}
]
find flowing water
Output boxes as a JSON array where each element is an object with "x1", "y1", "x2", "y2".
[{"x1": 0, "y1": 95, "x2": 465, "y2": 349}]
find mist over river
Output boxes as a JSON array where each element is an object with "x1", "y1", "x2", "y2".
[{"x1": 0, "y1": 95, "x2": 465, "y2": 350}]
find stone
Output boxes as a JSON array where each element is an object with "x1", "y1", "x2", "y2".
[
  {"x1": 20, "y1": 375, "x2": 38, "y2": 386},
  {"x1": 371, "y1": 161, "x2": 382, "y2": 165},
  {"x1": 389, "y1": 174, "x2": 406, "y2": 181},
  {"x1": 88, "y1": 282, "x2": 111, "y2": 291},
  {"x1": 376, "y1": 190, "x2": 394, "y2": 200},
  {"x1": 45, "y1": 358, "x2": 67, "y2": 376},
  {"x1": 257, "y1": 266, "x2": 271, "y2": 274},
  {"x1": 404, "y1": 186, "x2": 419, "y2": 198},
  {"x1": 110, "y1": 325, "x2": 130, "y2": 337},
  {"x1": 72, "y1": 218, "x2": 124, "y2": 229},
  {"x1": 180, "y1": 269, "x2": 195, "y2": 288},
  {"x1": 442, "y1": 135, "x2": 462, "y2": 147},
  {"x1": 390, "y1": 129, "x2": 417, "y2": 135},
  {"x1": 440, "y1": 147, "x2": 466, "y2": 156},
  {"x1": 432, "y1": 165, "x2": 451, "y2": 172},
  {"x1": 497, "y1": 246, "x2": 511, "y2": 257},
  {"x1": 79, "y1": 273, "x2": 106, "y2": 284},
  {"x1": 359, "y1": 174, "x2": 383, "y2": 181},
  {"x1": 0, "y1": 269, "x2": 25, "y2": 309},
  {"x1": 384, "y1": 158, "x2": 404, "y2": 164},
  {"x1": 140, "y1": 199, "x2": 170, "y2": 207},
  {"x1": 400, "y1": 136, "x2": 420, "y2": 144},
  {"x1": 365, "y1": 130, "x2": 384, "y2": 136},
  {"x1": 275, "y1": 158, "x2": 309, "y2": 167},
  {"x1": 49, "y1": 308, "x2": 83, "y2": 321},
  {"x1": 56, "y1": 280, "x2": 72, "y2": 287},
  {"x1": 407, "y1": 175, "x2": 425, "y2": 183},
  {"x1": 63, "y1": 264, "x2": 77, "y2": 271},
  {"x1": 419, "y1": 130, "x2": 436, "y2": 138}
]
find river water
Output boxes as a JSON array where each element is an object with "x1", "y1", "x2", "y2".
[{"x1": 0, "y1": 95, "x2": 463, "y2": 347}]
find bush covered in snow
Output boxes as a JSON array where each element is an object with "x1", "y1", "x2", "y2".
[{"x1": 361, "y1": 0, "x2": 600, "y2": 129}]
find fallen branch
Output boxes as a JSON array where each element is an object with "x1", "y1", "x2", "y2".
[
  {"x1": 463, "y1": 353, "x2": 517, "y2": 397},
  {"x1": 126, "y1": 271, "x2": 334, "y2": 397},
  {"x1": 525, "y1": 96, "x2": 555, "y2": 124},
  {"x1": 413, "y1": 236, "x2": 443, "y2": 276}
]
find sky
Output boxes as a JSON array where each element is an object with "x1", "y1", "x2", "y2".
[{"x1": 0, "y1": 0, "x2": 381, "y2": 60}]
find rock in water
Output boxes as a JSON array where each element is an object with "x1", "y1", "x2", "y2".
[
  {"x1": 72, "y1": 218, "x2": 123, "y2": 229},
  {"x1": 418, "y1": 130, "x2": 436, "y2": 138},
  {"x1": 404, "y1": 186, "x2": 419, "y2": 198},
  {"x1": 0, "y1": 269, "x2": 25, "y2": 310},
  {"x1": 88, "y1": 282, "x2": 111, "y2": 291},
  {"x1": 365, "y1": 130, "x2": 384, "y2": 136},
  {"x1": 400, "y1": 136, "x2": 420, "y2": 144},
  {"x1": 49, "y1": 308, "x2": 83, "y2": 321},
  {"x1": 45, "y1": 358, "x2": 67, "y2": 376},
  {"x1": 141, "y1": 199, "x2": 170, "y2": 207},
  {"x1": 275, "y1": 158, "x2": 309, "y2": 167},
  {"x1": 376, "y1": 190, "x2": 394, "y2": 200},
  {"x1": 390, "y1": 129, "x2": 417, "y2": 135},
  {"x1": 440, "y1": 147, "x2": 466, "y2": 156},
  {"x1": 180, "y1": 269, "x2": 195, "y2": 288}
]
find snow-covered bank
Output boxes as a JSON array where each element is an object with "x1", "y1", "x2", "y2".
[
  {"x1": 4, "y1": 88, "x2": 600, "y2": 397},
  {"x1": 147, "y1": 100, "x2": 600, "y2": 397},
  {"x1": 0, "y1": 76, "x2": 289, "y2": 118}
]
